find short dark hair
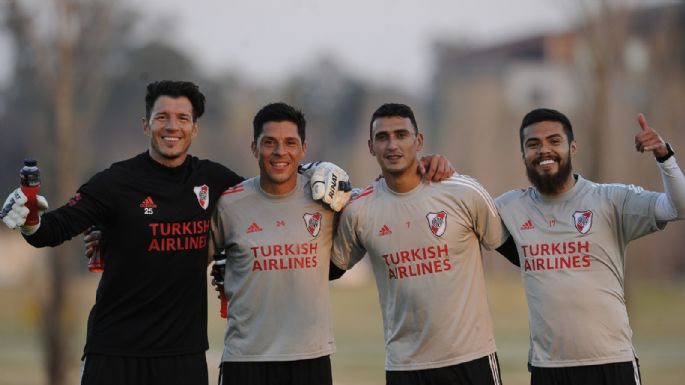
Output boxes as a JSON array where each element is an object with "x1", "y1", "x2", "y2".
[
  {"x1": 145, "y1": 80, "x2": 205, "y2": 121},
  {"x1": 370, "y1": 103, "x2": 419, "y2": 139},
  {"x1": 253, "y1": 102, "x2": 306, "y2": 142},
  {"x1": 519, "y1": 108, "x2": 574, "y2": 151}
]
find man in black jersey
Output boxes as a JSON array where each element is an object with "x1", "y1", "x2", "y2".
[{"x1": 0, "y1": 80, "x2": 246, "y2": 385}]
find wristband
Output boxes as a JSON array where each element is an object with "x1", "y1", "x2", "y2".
[{"x1": 656, "y1": 143, "x2": 674, "y2": 163}]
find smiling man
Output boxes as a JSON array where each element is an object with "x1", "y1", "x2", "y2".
[
  {"x1": 496, "y1": 108, "x2": 685, "y2": 385},
  {"x1": 332, "y1": 103, "x2": 507, "y2": 385},
  {"x1": 145, "y1": 93, "x2": 199, "y2": 166},
  {"x1": 211, "y1": 103, "x2": 337, "y2": 385},
  {"x1": 0, "y1": 81, "x2": 245, "y2": 385}
]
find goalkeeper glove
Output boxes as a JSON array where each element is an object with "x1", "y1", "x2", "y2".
[
  {"x1": 1, "y1": 188, "x2": 48, "y2": 235},
  {"x1": 299, "y1": 161, "x2": 352, "y2": 212}
]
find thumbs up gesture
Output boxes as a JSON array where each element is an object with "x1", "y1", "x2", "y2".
[{"x1": 635, "y1": 113, "x2": 669, "y2": 158}]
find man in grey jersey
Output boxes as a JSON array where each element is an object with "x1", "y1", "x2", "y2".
[
  {"x1": 210, "y1": 103, "x2": 337, "y2": 385},
  {"x1": 209, "y1": 103, "x2": 456, "y2": 385},
  {"x1": 496, "y1": 108, "x2": 685, "y2": 385},
  {"x1": 332, "y1": 103, "x2": 507, "y2": 385}
]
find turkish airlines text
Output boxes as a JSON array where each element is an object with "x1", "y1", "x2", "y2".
[
  {"x1": 520, "y1": 241, "x2": 592, "y2": 272},
  {"x1": 383, "y1": 244, "x2": 450, "y2": 279},
  {"x1": 147, "y1": 220, "x2": 210, "y2": 252},
  {"x1": 250, "y1": 243, "x2": 318, "y2": 271}
]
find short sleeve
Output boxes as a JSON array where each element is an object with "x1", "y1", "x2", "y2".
[
  {"x1": 210, "y1": 202, "x2": 228, "y2": 257},
  {"x1": 331, "y1": 204, "x2": 367, "y2": 270},
  {"x1": 466, "y1": 183, "x2": 506, "y2": 250}
]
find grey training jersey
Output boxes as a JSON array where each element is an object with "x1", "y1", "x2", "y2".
[
  {"x1": 332, "y1": 175, "x2": 505, "y2": 371},
  {"x1": 211, "y1": 175, "x2": 336, "y2": 362},
  {"x1": 496, "y1": 175, "x2": 665, "y2": 367}
]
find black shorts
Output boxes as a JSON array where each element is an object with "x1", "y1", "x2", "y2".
[
  {"x1": 386, "y1": 353, "x2": 503, "y2": 385},
  {"x1": 81, "y1": 353, "x2": 208, "y2": 385},
  {"x1": 530, "y1": 359, "x2": 641, "y2": 385},
  {"x1": 218, "y1": 355, "x2": 332, "y2": 385}
]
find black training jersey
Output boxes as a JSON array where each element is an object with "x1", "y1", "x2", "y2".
[{"x1": 25, "y1": 152, "x2": 244, "y2": 356}]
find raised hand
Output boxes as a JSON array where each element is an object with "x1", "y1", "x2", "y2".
[
  {"x1": 635, "y1": 113, "x2": 669, "y2": 158},
  {"x1": 300, "y1": 161, "x2": 352, "y2": 212},
  {"x1": 1, "y1": 188, "x2": 48, "y2": 235}
]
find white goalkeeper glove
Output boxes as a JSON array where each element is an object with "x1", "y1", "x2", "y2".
[
  {"x1": 299, "y1": 161, "x2": 352, "y2": 212},
  {"x1": 1, "y1": 188, "x2": 49, "y2": 235}
]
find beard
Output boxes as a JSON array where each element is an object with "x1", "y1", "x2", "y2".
[{"x1": 525, "y1": 155, "x2": 573, "y2": 195}]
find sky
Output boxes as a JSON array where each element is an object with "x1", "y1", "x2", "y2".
[
  {"x1": 0, "y1": 0, "x2": 672, "y2": 93},
  {"x1": 125, "y1": 0, "x2": 574, "y2": 93}
]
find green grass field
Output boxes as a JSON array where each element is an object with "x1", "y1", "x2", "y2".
[{"x1": 0, "y1": 272, "x2": 684, "y2": 385}]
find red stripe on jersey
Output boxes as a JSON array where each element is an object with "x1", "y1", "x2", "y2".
[
  {"x1": 352, "y1": 185, "x2": 374, "y2": 201},
  {"x1": 222, "y1": 185, "x2": 245, "y2": 195}
]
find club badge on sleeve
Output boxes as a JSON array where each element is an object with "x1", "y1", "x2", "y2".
[
  {"x1": 573, "y1": 210, "x2": 593, "y2": 234},
  {"x1": 303, "y1": 212, "x2": 322, "y2": 237},
  {"x1": 193, "y1": 185, "x2": 209, "y2": 210},
  {"x1": 426, "y1": 211, "x2": 447, "y2": 237}
]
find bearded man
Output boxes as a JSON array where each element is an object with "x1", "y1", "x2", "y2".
[{"x1": 495, "y1": 108, "x2": 685, "y2": 385}]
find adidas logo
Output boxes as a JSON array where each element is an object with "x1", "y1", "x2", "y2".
[
  {"x1": 246, "y1": 222, "x2": 263, "y2": 234},
  {"x1": 378, "y1": 224, "x2": 392, "y2": 236},
  {"x1": 520, "y1": 219, "x2": 534, "y2": 230},
  {"x1": 139, "y1": 196, "x2": 157, "y2": 209}
]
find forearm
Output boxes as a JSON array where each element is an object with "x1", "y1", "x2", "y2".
[
  {"x1": 495, "y1": 236, "x2": 520, "y2": 267},
  {"x1": 23, "y1": 208, "x2": 96, "y2": 247},
  {"x1": 655, "y1": 157, "x2": 685, "y2": 221},
  {"x1": 329, "y1": 261, "x2": 346, "y2": 281}
]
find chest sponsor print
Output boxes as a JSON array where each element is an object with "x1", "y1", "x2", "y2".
[
  {"x1": 572, "y1": 210, "x2": 593, "y2": 234},
  {"x1": 426, "y1": 211, "x2": 447, "y2": 237},
  {"x1": 193, "y1": 185, "x2": 210, "y2": 210},
  {"x1": 303, "y1": 212, "x2": 322, "y2": 237}
]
